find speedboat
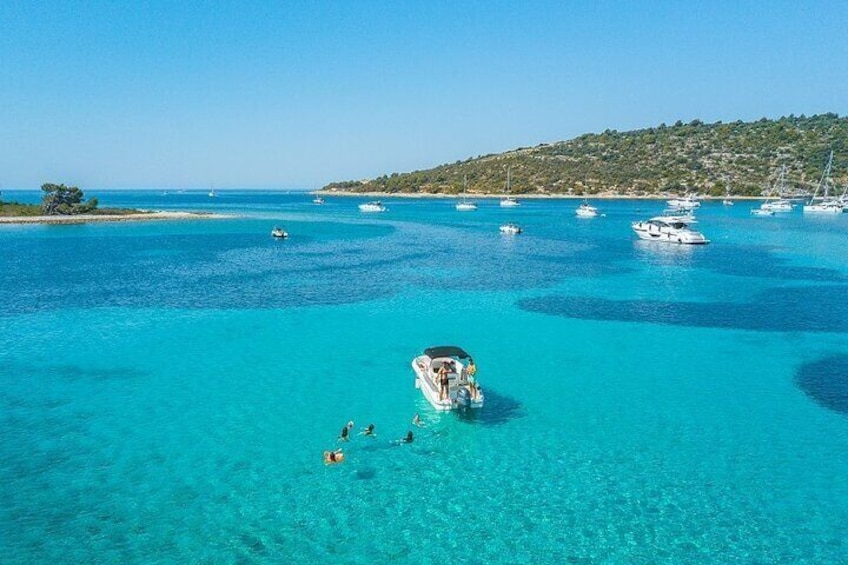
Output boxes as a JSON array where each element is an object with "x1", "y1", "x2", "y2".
[
  {"x1": 358, "y1": 201, "x2": 387, "y2": 213},
  {"x1": 271, "y1": 226, "x2": 288, "y2": 239},
  {"x1": 411, "y1": 346, "x2": 483, "y2": 411},
  {"x1": 576, "y1": 201, "x2": 599, "y2": 218},
  {"x1": 499, "y1": 223, "x2": 522, "y2": 235},
  {"x1": 632, "y1": 216, "x2": 709, "y2": 245},
  {"x1": 722, "y1": 199, "x2": 734, "y2": 206},
  {"x1": 313, "y1": 197, "x2": 325, "y2": 205}
]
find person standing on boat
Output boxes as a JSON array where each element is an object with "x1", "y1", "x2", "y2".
[
  {"x1": 467, "y1": 358, "x2": 478, "y2": 399},
  {"x1": 437, "y1": 363, "x2": 449, "y2": 401}
]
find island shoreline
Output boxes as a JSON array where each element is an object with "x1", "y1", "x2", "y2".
[{"x1": 312, "y1": 190, "x2": 768, "y2": 201}]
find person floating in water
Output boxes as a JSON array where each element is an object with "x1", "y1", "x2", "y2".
[
  {"x1": 324, "y1": 449, "x2": 344, "y2": 464},
  {"x1": 412, "y1": 413, "x2": 421, "y2": 427},
  {"x1": 401, "y1": 430, "x2": 414, "y2": 443},
  {"x1": 339, "y1": 421, "x2": 353, "y2": 441},
  {"x1": 361, "y1": 423, "x2": 375, "y2": 436}
]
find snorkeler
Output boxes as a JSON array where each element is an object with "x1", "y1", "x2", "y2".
[
  {"x1": 401, "y1": 430, "x2": 414, "y2": 443},
  {"x1": 361, "y1": 423, "x2": 375, "y2": 436}
]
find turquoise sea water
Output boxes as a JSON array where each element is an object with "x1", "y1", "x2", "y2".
[{"x1": 2, "y1": 191, "x2": 848, "y2": 563}]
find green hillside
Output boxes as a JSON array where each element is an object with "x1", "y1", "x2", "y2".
[{"x1": 323, "y1": 113, "x2": 848, "y2": 197}]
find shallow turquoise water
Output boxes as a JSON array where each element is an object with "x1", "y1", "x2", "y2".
[{"x1": 2, "y1": 191, "x2": 848, "y2": 563}]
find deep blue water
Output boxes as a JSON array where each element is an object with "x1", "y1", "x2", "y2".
[{"x1": 2, "y1": 191, "x2": 847, "y2": 563}]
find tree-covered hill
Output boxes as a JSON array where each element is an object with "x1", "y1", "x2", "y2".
[{"x1": 323, "y1": 113, "x2": 848, "y2": 197}]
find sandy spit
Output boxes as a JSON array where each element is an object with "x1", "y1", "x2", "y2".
[{"x1": 0, "y1": 211, "x2": 235, "y2": 225}]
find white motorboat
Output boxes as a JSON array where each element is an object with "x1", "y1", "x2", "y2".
[
  {"x1": 666, "y1": 195, "x2": 701, "y2": 210},
  {"x1": 499, "y1": 223, "x2": 522, "y2": 235},
  {"x1": 411, "y1": 346, "x2": 483, "y2": 411},
  {"x1": 271, "y1": 226, "x2": 288, "y2": 239},
  {"x1": 722, "y1": 199, "x2": 734, "y2": 206},
  {"x1": 632, "y1": 216, "x2": 709, "y2": 245},
  {"x1": 499, "y1": 166, "x2": 520, "y2": 207},
  {"x1": 751, "y1": 208, "x2": 775, "y2": 216},
  {"x1": 208, "y1": 190, "x2": 217, "y2": 198},
  {"x1": 576, "y1": 201, "x2": 599, "y2": 218},
  {"x1": 313, "y1": 197, "x2": 325, "y2": 205},
  {"x1": 803, "y1": 151, "x2": 844, "y2": 214},
  {"x1": 359, "y1": 201, "x2": 387, "y2": 213},
  {"x1": 456, "y1": 175, "x2": 477, "y2": 211}
]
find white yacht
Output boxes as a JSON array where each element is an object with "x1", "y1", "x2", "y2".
[
  {"x1": 271, "y1": 226, "x2": 288, "y2": 239},
  {"x1": 358, "y1": 201, "x2": 387, "y2": 213},
  {"x1": 632, "y1": 216, "x2": 709, "y2": 245},
  {"x1": 666, "y1": 195, "x2": 701, "y2": 210},
  {"x1": 499, "y1": 166, "x2": 520, "y2": 207},
  {"x1": 411, "y1": 346, "x2": 483, "y2": 411},
  {"x1": 208, "y1": 190, "x2": 217, "y2": 198},
  {"x1": 803, "y1": 151, "x2": 844, "y2": 214},
  {"x1": 576, "y1": 201, "x2": 599, "y2": 218},
  {"x1": 313, "y1": 196, "x2": 325, "y2": 205},
  {"x1": 499, "y1": 223, "x2": 522, "y2": 235}
]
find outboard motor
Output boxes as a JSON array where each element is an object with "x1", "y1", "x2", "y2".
[{"x1": 456, "y1": 387, "x2": 471, "y2": 408}]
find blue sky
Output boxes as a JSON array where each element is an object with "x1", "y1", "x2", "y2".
[{"x1": 1, "y1": 1, "x2": 846, "y2": 189}]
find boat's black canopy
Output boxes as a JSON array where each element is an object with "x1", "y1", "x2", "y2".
[{"x1": 424, "y1": 346, "x2": 471, "y2": 359}]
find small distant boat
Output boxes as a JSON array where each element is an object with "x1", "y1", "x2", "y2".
[
  {"x1": 456, "y1": 175, "x2": 477, "y2": 211},
  {"x1": 751, "y1": 208, "x2": 775, "y2": 217},
  {"x1": 313, "y1": 197, "x2": 325, "y2": 205},
  {"x1": 499, "y1": 223, "x2": 522, "y2": 235},
  {"x1": 576, "y1": 200, "x2": 599, "y2": 218},
  {"x1": 499, "y1": 166, "x2": 520, "y2": 207},
  {"x1": 358, "y1": 201, "x2": 387, "y2": 213},
  {"x1": 722, "y1": 182, "x2": 734, "y2": 206},
  {"x1": 208, "y1": 190, "x2": 217, "y2": 198},
  {"x1": 412, "y1": 346, "x2": 483, "y2": 411},
  {"x1": 271, "y1": 226, "x2": 288, "y2": 239},
  {"x1": 803, "y1": 151, "x2": 844, "y2": 214},
  {"x1": 632, "y1": 216, "x2": 709, "y2": 245}
]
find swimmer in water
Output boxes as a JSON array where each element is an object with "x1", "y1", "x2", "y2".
[
  {"x1": 412, "y1": 413, "x2": 421, "y2": 427},
  {"x1": 361, "y1": 423, "x2": 375, "y2": 436},
  {"x1": 401, "y1": 430, "x2": 414, "y2": 443}
]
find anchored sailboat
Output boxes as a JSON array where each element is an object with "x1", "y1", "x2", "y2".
[
  {"x1": 500, "y1": 166, "x2": 520, "y2": 207},
  {"x1": 803, "y1": 151, "x2": 843, "y2": 214},
  {"x1": 456, "y1": 175, "x2": 477, "y2": 211}
]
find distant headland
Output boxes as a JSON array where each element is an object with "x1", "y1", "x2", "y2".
[{"x1": 320, "y1": 114, "x2": 847, "y2": 198}]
